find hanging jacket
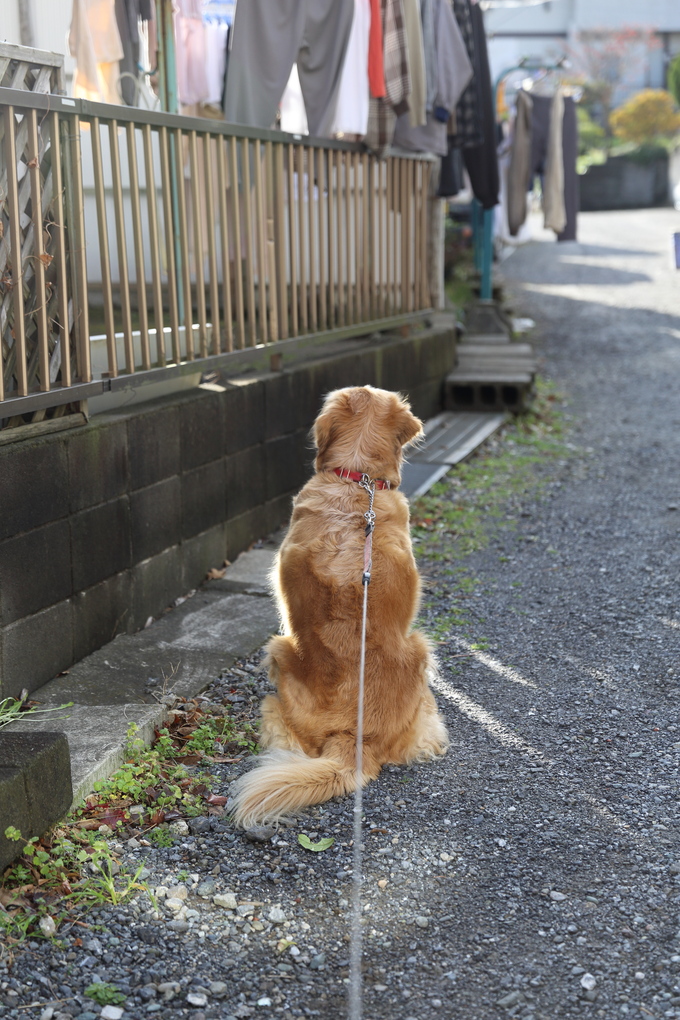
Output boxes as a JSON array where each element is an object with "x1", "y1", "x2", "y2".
[{"x1": 393, "y1": 0, "x2": 472, "y2": 157}]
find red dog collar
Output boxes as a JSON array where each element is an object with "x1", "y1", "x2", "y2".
[{"x1": 332, "y1": 467, "x2": 391, "y2": 490}]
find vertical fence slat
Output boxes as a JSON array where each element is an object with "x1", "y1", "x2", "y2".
[
  {"x1": 297, "y1": 145, "x2": 308, "y2": 333},
  {"x1": 253, "y1": 139, "x2": 268, "y2": 343},
  {"x1": 413, "y1": 161, "x2": 421, "y2": 311},
  {"x1": 361, "y1": 152, "x2": 370, "y2": 322},
  {"x1": 421, "y1": 162, "x2": 432, "y2": 309},
  {"x1": 203, "y1": 134, "x2": 221, "y2": 354},
  {"x1": 174, "y1": 127, "x2": 193, "y2": 359},
  {"x1": 264, "y1": 141, "x2": 279, "y2": 342},
  {"x1": 90, "y1": 116, "x2": 117, "y2": 377},
  {"x1": 274, "y1": 143, "x2": 288, "y2": 340},
  {"x1": 3, "y1": 106, "x2": 25, "y2": 396},
  {"x1": 388, "y1": 158, "x2": 396, "y2": 315},
  {"x1": 228, "y1": 136, "x2": 245, "y2": 349},
  {"x1": 26, "y1": 108, "x2": 49, "y2": 391},
  {"x1": 345, "y1": 152, "x2": 354, "y2": 325},
  {"x1": 287, "y1": 145, "x2": 298, "y2": 336},
  {"x1": 335, "y1": 151, "x2": 344, "y2": 327},
  {"x1": 216, "y1": 137, "x2": 234, "y2": 352},
  {"x1": 109, "y1": 120, "x2": 134, "y2": 373},
  {"x1": 143, "y1": 124, "x2": 166, "y2": 365},
  {"x1": 188, "y1": 131, "x2": 207, "y2": 356},
  {"x1": 377, "y1": 158, "x2": 384, "y2": 319},
  {"x1": 353, "y1": 152, "x2": 362, "y2": 322},
  {"x1": 327, "y1": 151, "x2": 336, "y2": 329},
  {"x1": 68, "y1": 114, "x2": 91, "y2": 382},
  {"x1": 126, "y1": 121, "x2": 151, "y2": 369},
  {"x1": 158, "y1": 126, "x2": 181, "y2": 363},
  {"x1": 49, "y1": 112, "x2": 71, "y2": 387},
  {"x1": 307, "y1": 146, "x2": 317, "y2": 332},
  {"x1": 241, "y1": 139, "x2": 257, "y2": 346},
  {"x1": 317, "y1": 148, "x2": 327, "y2": 331}
]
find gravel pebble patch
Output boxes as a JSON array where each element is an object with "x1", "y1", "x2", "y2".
[{"x1": 1, "y1": 210, "x2": 679, "y2": 1019}]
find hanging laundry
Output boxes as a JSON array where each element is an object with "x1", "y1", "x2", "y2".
[
  {"x1": 224, "y1": 0, "x2": 354, "y2": 137},
  {"x1": 368, "y1": 0, "x2": 386, "y2": 98},
  {"x1": 461, "y1": 0, "x2": 499, "y2": 210},
  {"x1": 557, "y1": 96, "x2": 578, "y2": 241},
  {"x1": 114, "y1": 0, "x2": 154, "y2": 106},
  {"x1": 438, "y1": 140, "x2": 465, "y2": 197},
  {"x1": 365, "y1": 0, "x2": 412, "y2": 154},
  {"x1": 280, "y1": 64, "x2": 309, "y2": 135},
  {"x1": 332, "y1": 0, "x2": 372, "y2": 137},
  {"x1": 69, "y1": 0, "x2": 124, "y2": 104},
  {"x1": 204, "y1": 20, "x2": 230, "y2": 107},
  {"x1": 402, "y1": 0, "x2": 427, "y2": 127},
  {"x1": 393, "y1": 0, "x2": 473, "y2": 157},
  {"x1": 420, "y1": 0, "x2": 436, "y2": 114},
  {"x1": 507, "y1": 89, "x2": 533, "y2": 236},
  {"x1": 175, "y1": 0, "x2": 210, "y2": 107},
  {"x1": 451, "y1": 0, "x2": 482, "y2": 149},
  {"x1": 543, "y1": 90, "x2": 566, "y2": 234}
]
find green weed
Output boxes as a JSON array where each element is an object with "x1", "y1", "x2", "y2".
[{"x1": 85, "y1": 982, "x2": 126, "y2": 1006}]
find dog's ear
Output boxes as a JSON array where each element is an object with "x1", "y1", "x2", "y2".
[
  {"x1": 347, "y1": 387, "x2": 372, "y2": 414},
  {"x1": 394, "y1": 401, "x2": 423, "y2": 447},
  {"x1": 313, "y1": 408, "x2": 335, "y2": 457}
]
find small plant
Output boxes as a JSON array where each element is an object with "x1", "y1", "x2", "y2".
[
  {"x1": 610, "y1": 89, "x2": 680, "y2": 145},
  {"x1": 0, "y1": 694, "x2": 73, "y2": 731},
  {"x1": 146, "y1": 826, "x2": 175, "y2": 848},
  {"x1": 1, "y1": 826, "x2": 150, "y2": 942},
  {"x1": 85, "y1": 982, "x2": 126, "y2": 1006}
]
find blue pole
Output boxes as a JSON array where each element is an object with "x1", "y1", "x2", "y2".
[{"x1": 480, "y1": 207, "x2": 494, "y2": 301}]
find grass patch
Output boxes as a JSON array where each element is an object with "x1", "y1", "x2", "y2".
[
  {"x1": 411, "y1": 378, "x2": 571, "y2": 563},
  {"x1": 0, "y1": 698, "x2": 258, "y2": 943},
  {"x1": 412, "y1": 379, "x2": 574, "y2": 645}
]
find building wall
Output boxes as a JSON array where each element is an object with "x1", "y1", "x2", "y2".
[
  {"x1": 0, "y1": 326, "x2": 455, "y2": 700},
  {"x1": 485, "y1": 0, "x2": 680, "y2": 104}
]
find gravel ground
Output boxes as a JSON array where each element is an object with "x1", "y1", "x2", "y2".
[{"x1": 2, "y1": 208, "x2": 680, "y2": 1020}]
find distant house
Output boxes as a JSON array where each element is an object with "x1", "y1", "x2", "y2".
[{"x1": 484, "y1": 0, "x2": 680, "y2": 105}]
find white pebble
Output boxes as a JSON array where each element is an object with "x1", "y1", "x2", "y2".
[
  {"x1": 186, "y1": 991, "x2": 208, "y2": 1006},
  {"x1": 100, "y1": 1007, "x2": 124, "y2": 1020},
  {"x1": 39, "y1": 916, "x2": 56, "y2": 938},
  {"x1": 268, "y1": 906, "x2": 287, "y2": 924},
  {"x1": 213, "y1": 892, "x2": 238, "y2": 910},
  {"x1": 580, "y1": 973, "x2": 597, "y2": 991},
  {"x1": 550, "y1": 891, "x2": 567, "y2": 901}
]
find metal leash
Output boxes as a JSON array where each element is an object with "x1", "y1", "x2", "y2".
[{"x1": 349, "y1": 476, "x2": 376, "y2": 1020}]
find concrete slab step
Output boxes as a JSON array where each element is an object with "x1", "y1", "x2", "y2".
[
  {"x1": 7, "y1": 549, "x2": 281, "y2": 807},
  {"x1": 401, "y1": 411, "x2": 506, "y2": 498}
]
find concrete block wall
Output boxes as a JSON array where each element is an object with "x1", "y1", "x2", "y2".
[{"x1": 0, "y1": 325, "x2": 455, "y2": 699}]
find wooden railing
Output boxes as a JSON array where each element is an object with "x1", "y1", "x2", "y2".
[{"x1": 1, "y1": 87, "x2": 434, "y2": 426}]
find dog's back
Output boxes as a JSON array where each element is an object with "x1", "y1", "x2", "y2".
[{"x1": 229, "y1": 387, "x2": 448, "y2": 827}]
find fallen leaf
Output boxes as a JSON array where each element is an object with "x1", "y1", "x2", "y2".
[
  {"x1": 36, "y1": 252, "x2": 53, "y2": 268},
  {"x1": 204, "y1": 793, "x2": 228, "y2": 807},
  {"x1": 206, "y1": 567, "x2": 227, "y2": 580},
  {"x1": 297, "y1": 834, "x2": 335, "y2": 853}
]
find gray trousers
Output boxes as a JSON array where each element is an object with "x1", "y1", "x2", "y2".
[{"x1": 224, "y1": 0, "x2": 354, "y2": 137}]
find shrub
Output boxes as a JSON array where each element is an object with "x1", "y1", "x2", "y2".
[
  {"x1": 669, "y1": 54, "x2": 680, "y2": 107},
  {"x1": 610, "y1": 89, "x2": 680, "y2": 144}
]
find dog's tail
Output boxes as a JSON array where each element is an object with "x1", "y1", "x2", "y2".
[{"x1": 229, "y1": 747, "x2": 370, "y2": 829}]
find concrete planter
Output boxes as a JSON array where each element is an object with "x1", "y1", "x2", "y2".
[{"x1": 580, "y1": 153, "x2": 669, "y2": 211}]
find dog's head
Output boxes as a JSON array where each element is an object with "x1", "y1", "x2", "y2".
[{"x1": 313, "y1": 386, "x2": 423, "y2": 485}]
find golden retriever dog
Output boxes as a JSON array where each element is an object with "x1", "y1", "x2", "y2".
[{"x1": 230, "y1": 385, "x2": 449, "y2": 828}]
